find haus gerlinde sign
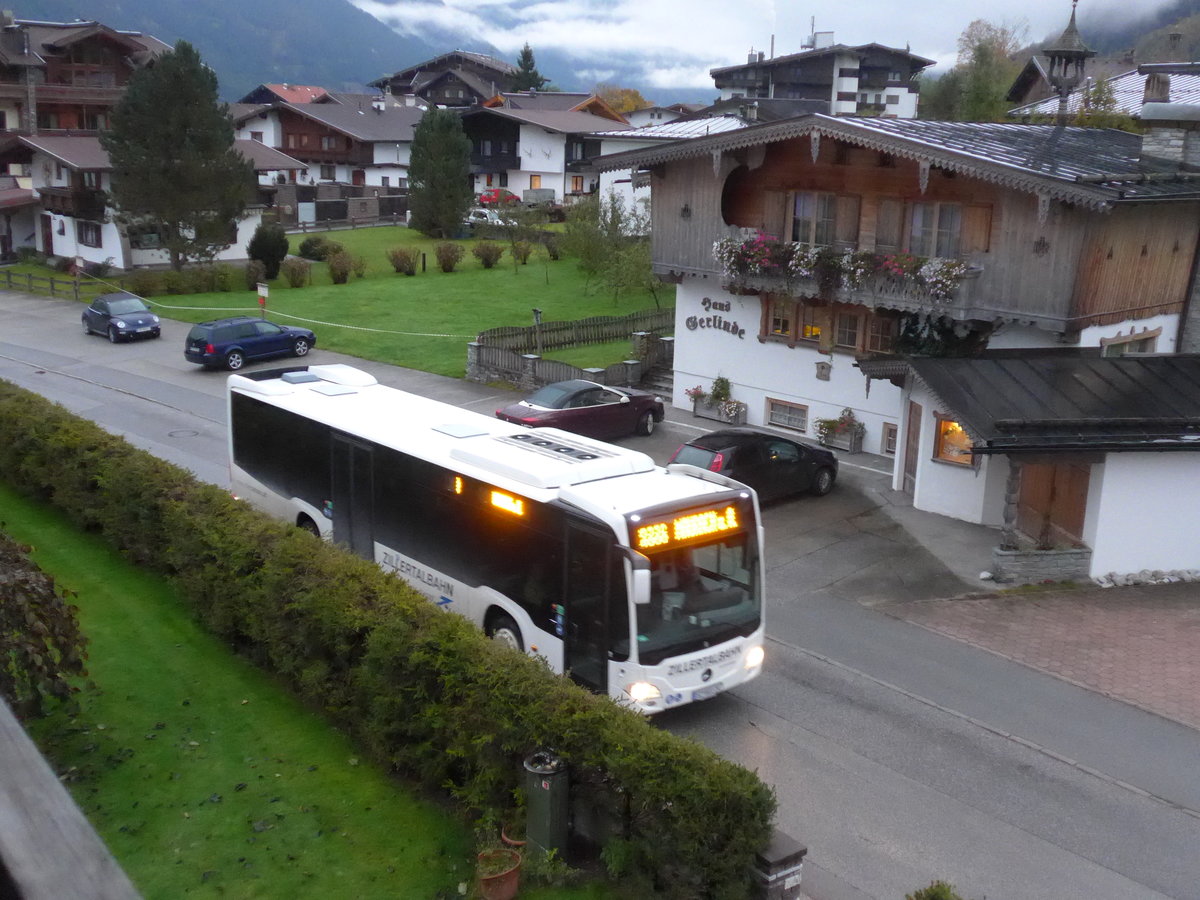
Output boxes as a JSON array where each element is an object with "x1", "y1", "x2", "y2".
[{"x1": 686, "y1": 297, "x2": 745, "y2": 339}]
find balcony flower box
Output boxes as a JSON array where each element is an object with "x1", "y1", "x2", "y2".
[
  {"x1": 693, "y1": 398, "x2": 747, "y2": 425},
  {"x1": 815, "y1": 407, "x2": 865, "y2": 453}
]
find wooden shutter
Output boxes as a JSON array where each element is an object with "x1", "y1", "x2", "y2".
[
  {"x1": 762, "y1": 190, "x2": 787, "y2": 241},
  {"x1": 835, "y1": 194, "x2": 861, "y2": 249},
  {"x1": 962, "y1": 204, "x2": 993, "y2": 254}
]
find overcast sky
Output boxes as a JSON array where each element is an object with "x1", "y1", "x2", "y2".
[{"x1": 351, "y1": 0, "x2": 1178, "y2": 99}]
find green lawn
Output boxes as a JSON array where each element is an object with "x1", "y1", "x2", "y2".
[
  {"x1": 1, "y1": 484, "x2": 613, "y2": 899},
  {"x1": 64, "y1": 226, "x2": 669, "y2": 377}
]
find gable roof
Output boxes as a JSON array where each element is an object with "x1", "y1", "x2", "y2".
[
  {"x1": 710, "y1": 42, "x2": 935, "y2": 77},
  {"x1": 7, "y1": 134, "x2": 303, "y2": 172},
  {"x1": 859, "y1": 351, "x2": 1200, "y2": 454},
  {"x1": 1009, "y1": 68, "x2": 1200, "y2": 118},
  {"x1": 482, "y1": 91, "x2": 627, "y2": 123},
  {"x1": 244, "y1": 84, "x2": 329, "y2": 104},
  {"x1": 463, "y1": 106, "x2": 632, "y2": 135},
  {"x1": 233, "y1": 102, "x2": 424, "y2": 142},
  {"x1": 0, "y1": 18, "x2": 168, "y2": 67},
  {"x1": 594, "y1": 115, "x2": 747, "y2": 142},
  {"x1": 591, "y1": 113, "x2": 1200, "y2": 210}
]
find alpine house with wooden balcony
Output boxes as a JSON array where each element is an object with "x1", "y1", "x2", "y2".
[{"x1": 593, "y1": 101, "x2": 1200, "y2": 583}]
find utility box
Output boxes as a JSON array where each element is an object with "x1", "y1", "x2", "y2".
[
  {"x1": 523, "y1": 750, "x2": 568, "y2": 858},
  {"x1": 522, "y1": 188, "x2": 556, "y2": 206}
]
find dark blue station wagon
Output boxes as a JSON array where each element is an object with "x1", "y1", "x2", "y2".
[{"x1": 184, "y1": 316, "x2": 316, "y2": 371}]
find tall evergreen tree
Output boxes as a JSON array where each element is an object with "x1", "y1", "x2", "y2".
[
  {"x1": 407, "y1": 107, "x2": 472, "y2": 239},
  {"x1": 100, "y1": 41, "x2": 254, "y2": 271},
  {"x1": 510, "y1": 44, "x2": 549, "y2": 91}
]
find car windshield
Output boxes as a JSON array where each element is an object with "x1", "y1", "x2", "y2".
[
  {"x1": 634, "y1": 535, "x2": 761, "y2": 666},
  {"x1": 671, "y1": 443, "x2": 720, "y2": 469},
  {"x1": 107, "y1": 298, "x2": 149, "y2": 315},
  {"x1": 524, "y1": 383, "x2": 582, "y2": 409}
]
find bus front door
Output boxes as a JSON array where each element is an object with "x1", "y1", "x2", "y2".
[
  {"x1": 564, "y1": 524, "x2": 612, "y2": 694},
  {"x1": 331, "y1": 435, "x2": 374, "y2": 559}
]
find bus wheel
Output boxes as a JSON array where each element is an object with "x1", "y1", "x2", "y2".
[
  {"x1": 296, "y1": 516, "x2": 320, "y2": 537},
  {"x1": 488, "y1": 613, "x2": 524, "y2": 652}
]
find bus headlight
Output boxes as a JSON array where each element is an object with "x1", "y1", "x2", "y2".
[
  {"x1": 744, "y1": 645, "x2": 765, "y2": 669},
  {"x1": 626, "y1": 681, "x2": 661, "y2": 704}
]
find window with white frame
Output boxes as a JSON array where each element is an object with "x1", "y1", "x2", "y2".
[
  {"x1": 882, "y1": 422, "x2": 898, "y2": 455},
  {"x1": 1100, "y1": 328, "x2": 1161, "y2": 357},
  {"x1": 791, "y1": 190, "x2": 860, "y2": 249},
  {"x1": 767, "y1": 398, "x2": 809, "y2": 432},
  {"x1": 76, "y1": 220, "x2": 101, "y2": 248}
]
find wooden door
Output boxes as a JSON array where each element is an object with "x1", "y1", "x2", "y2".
[
  {"x1": 903, "y1": 401, "x2": 922, "y2": 494},
  {"x1": 40, "y1": 214, "x2": 54, "y2": 255},
  {"x1": 1016, "y1": 462, "x2": 1090, "y2": 548}
]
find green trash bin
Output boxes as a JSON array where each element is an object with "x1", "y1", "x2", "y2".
[{"x1": 524, "y1": 750, "x2": 568, "y2": 858}]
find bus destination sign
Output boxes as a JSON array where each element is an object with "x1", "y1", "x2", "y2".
[{"x1": 634, "y1": 505, "x2": 740, "y2": 551}]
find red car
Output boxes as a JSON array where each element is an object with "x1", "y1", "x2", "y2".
[
  {"x1": 479, "y1": 187, "x2": 519, "y2": 205},
  {"x1": 496, "y1": 379, "x2": 664, "y2": 439}
]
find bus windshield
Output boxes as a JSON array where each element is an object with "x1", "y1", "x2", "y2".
[{"x1": 636, "y1": 533, "x2": 760, "y2": 666}]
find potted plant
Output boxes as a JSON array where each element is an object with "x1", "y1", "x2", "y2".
[
  {"x1": 815, "y1": 407, "x2": 865, "y2": 452},
  {"x1": 477, "y1": 845, "x2": 522, "y2": 900},
  {"x1": 691, "y1": 376, "x2": 747, "y2": 424}
]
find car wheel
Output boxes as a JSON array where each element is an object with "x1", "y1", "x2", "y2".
[
  {"x1": 293, "y1": 337, "x2": 311, "y2": 357},
  {"x1": 82, "y1": 318, "x2": 92, "y2": 335},
  {"x1": 296, "y1": 516, "x2": 320, "y2": 537},
  {"x1": 225, "y1": 350, "x2": 245, "y2": 371},
  {"x1": 487, "y1": 613, "x2": 524, "y2": 652},
  {"x1": 107, "y1": 325, "x2": 120, "y2": 343},
  {"x1": 811, "y1": 467, "x2": 836, "y2": 496},
  {"x1": 636, "y1": 410, "x2": 656, "y2": 436}
]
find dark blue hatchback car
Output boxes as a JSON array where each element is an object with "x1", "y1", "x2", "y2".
[{"x1": 184, "y1": 316, "x2": 316, "y2": 371}]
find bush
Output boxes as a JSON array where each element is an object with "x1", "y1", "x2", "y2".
[
  {"x1": 51, "y1": 255, "x2": 74, "y2": 273},
  {"x1": 435, "y1": 241, "x2": 465, "y2": 273},
  {"x1": 15, "y1": 247, "x2": 42, "y2": 264},
  {"x1": 281, "y1": 257, "x2": 311, "y2": 288},
  {"x1": 512, "y1": 241, "x2": 534, "y2": 265},
  {"x1": 298, "y1": 235, "x2": 343, "y2": 261},
  {"x1": 327, "y1": 250, "x2": 352, "y2": 284},
  {"x1": 0, "y1": 381, "x2": 776, "y2": 899},
  {"x1": 907, "y1": 882, "x2": 966, "y2": 900},
  {"x1": 213, "y1": 264, "x2": 237, "y2": 292},
  {"x1": 124, "y1": 269, "x2": 163, "y2": 297},
  {"x1": 246, "y1": 222, "x2": 289, "y2": 279},
  {"x1": 243, "y1": 260, "x2": 267, "y2": 291},
  {"x1": 162, "y1": 269, "x2": 188, "y2": 295},
  {"x1": 183, "y1": 266, "x2": 219, "y2": 294},
  {"x1": 471, "y1": 241, "x2": 504, "y2": 269},
  {"x1": 543, "y1": 234, "x2": 561, "y2": 261},
  {"x1": 387, "y1": 246, "x2": 420, "y2": 275},
  {"x1": 352, "y1": 255, "x2": 368, "y2": 278},
  {"x1": 83, "y1": 257, "x2": 114, "y2": 279}
]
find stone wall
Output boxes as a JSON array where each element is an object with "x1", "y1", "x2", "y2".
[{"x1": 991, "y1": 546, "x2": 1092, "y2": 585}]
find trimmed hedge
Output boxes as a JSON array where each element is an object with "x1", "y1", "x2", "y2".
[{"x1": 0, "y1": 379, "x2": 776, "y2": 898}]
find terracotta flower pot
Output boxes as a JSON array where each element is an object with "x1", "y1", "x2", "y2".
[{"x1": 477, "y1": 847, "x2": 521, "y2": 900}]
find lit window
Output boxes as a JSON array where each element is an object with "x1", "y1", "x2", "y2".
[
  {"x1": 530, "y1": 174, "x2": 541, "y2": 189},
  {"x1": 770, "y1": 298, "x2": 792, "y2": 337},
  {"x1": 767, "y1": 399, "x2": 808, "y2": 432},
  {"x1": 933, "y1": 415, "x2": 972, "y2": 466},
  {"x1": 799, "y1": 303, "x2": 822, "y2": 340}
]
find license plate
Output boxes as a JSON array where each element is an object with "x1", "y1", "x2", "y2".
[
  {"x1": 692, "y1": 682, "x2": 726, "y2": 702},
  {"x1": 136, "y1": 326, "x2": 152, "y2": 332}
]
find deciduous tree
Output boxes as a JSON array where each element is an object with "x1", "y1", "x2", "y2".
[
  {"x1": 101, "y1": 41, "x2": 254, "y2": 271},
  {"x1": 407, "y1": 107, "x2": 472, "y2": 239},
  {"x1": 595, "y1": 83, "x2": 649, "y2": 113}
]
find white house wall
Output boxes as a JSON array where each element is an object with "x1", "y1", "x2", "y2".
[
  {"x1": 235, "y1": 112, "x2": 283, "y2": 148},
  {"x1": 128, "y1": 211, "x2": 264, "y2": 268},
  {"x1": 517, "y1": 123, "x2": 565, "y2": 199},
  {"x1": 673, "y1": 279, "x2": 901, "y2": 454},
  {"x1": 990, "y1": 314, "x2": 1181, "y2": 352},
  {"x1": 598, "y1": 136, "x2": 654, "y2": 213},
  {"x1": 1084, "y1": 453, "x2": 1200, "y2": 577},
  {"x1": 904, "y1": 380, "x2": 1008, "y2": 526}
]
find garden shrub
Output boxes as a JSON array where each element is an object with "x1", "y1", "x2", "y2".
[
  {"x1": 386, "y1": 246, "x2": 419, "y2": 275},
  {"x1": 543, "y1": 234, "x2": 561, "y2": 261},
  {"x1": 281, "y1": 257, "x2": 311, "y2": 288},
  {"x1": 471, "y1": 241, "x2": 504, "y2": 269},
  {"x1": 513, "y1": 240, "x2": 534, "y2": 265},
  {"x1": 124, "y1": 269, "x2": 163, "y2": 298},
  {"x1": 246, "y1": 222, "x2": 289, "y2": 279},
  {"x1": 435, "y1": 241, "x2": 465, "y2": 273},
  {"x1": 0, "y1": 382, "x2": 777, "y2": 899},
  {"x1": 352, "y1": 255, "x2": 368, "y2": 278},
  {"x1": 162, "y1": 268, "x2": 188, "y2": 295},
  {"x1": 243, "y1": 260, "x2": 267, "y2": 291},
  {"x1": 213, "y1": 264, "x2": 236, "y2": 292},
  {"x1": 907, "y1": 882, "x2": 966, "y2": 900},
  {"x1": 298, "y1": 235, "x2": 342, "y2": 261},
  {"x1": 327, "y1": 249, "x2": 352, "y2": 284},
  {"x1": 15, "y1": 246, "x2": 42, "y2": 264},
  {"x1": 52, "y1": 255, "x2": 74, "y2": 273},
  {"x1": 83, "y1": 257, "x2": 113, "y2": 278},
  {"x1": 183, "y1": 266, "x2": 219, "y2": 294}
]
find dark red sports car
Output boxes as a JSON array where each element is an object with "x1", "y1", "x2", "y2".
[{"x1": 496, "y1": 380, "x2": 664, "y2": 439}]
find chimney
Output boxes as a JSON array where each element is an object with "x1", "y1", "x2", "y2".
[
  {"x1": 748, "y1": 48, "x2": 757, "y2": 64},
  {"x1": 1138, "y1": 66, "x2": 1200, "y2": 167},
  {"x1": 758, "y1": 51, "x2": 765, "y2": 63}
]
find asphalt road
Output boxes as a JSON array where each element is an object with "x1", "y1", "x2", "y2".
[{"x1": 2, "y1": 290, "x2": 1199, "y2": 899}]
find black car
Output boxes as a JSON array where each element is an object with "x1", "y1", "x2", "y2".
[
  {"x1": 82, "y1": 291, "x2": 161, "y2": 342},
  {"x1": 669, "y1": 428, "x2": 838, "y2": 503},
  {"x1": 184, "y1": 316, "x2": 316, "y2": 371}
]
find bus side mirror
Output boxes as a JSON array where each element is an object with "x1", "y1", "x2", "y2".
[{"x1": 616, "y1": 545, "x2": 652, "y2": 605}]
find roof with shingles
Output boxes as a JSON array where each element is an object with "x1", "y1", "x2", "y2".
[
  {"x1": 463, "y1": 106, "x2": 632, "y2": 134},
  {"x1": 10, "y1": 135, "x2": 303, "y2": 172},
  {"x1": 0, "y1": 18, "x2": 168, "y2": 66},
  {"x1": 593, "y1": 115, "x2": 746, "y2": 141},
  {"x1": 1009, "y1": 69, "x2": 1200, "y2": 118},
  {"x1": 234, "y1": 102, "x2": 425, "y2": 142},
  {"x1": 859, "y1": 351, "x2": 1200, "y2": 453},
  {"x1": 591, "y1": 113, "x2": 1200, "y2": 209}
]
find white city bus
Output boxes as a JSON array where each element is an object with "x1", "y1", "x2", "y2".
[{"x1": 227, "y1": 364, "x2": 765, "y2": 713}]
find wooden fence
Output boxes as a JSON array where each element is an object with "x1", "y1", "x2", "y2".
[
  {"x1": 284, "y1": 215, "x2": 408, "y2": 234},
  {"x1": 467, "y1": 332, "x2": 674, "y2": 391},
  {"x1": 477, "y1": 308, "x2": 673, "y2": 353},
  {"x1": 0, "y1": 269, "x2": 102, "y2": 302}
]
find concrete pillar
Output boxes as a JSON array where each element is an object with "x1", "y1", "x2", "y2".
[{"x1": 751, "y1": 828, "x2": 807, "y2": 900}]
